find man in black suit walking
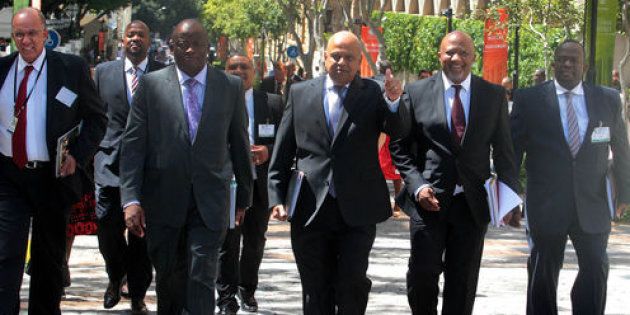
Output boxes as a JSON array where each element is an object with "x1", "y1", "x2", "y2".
[
  {"x1": 260, "y1": 61, "x2": 285, "y2": 95},
  {"x1": 0, "y1": 8, "x2": 106, "y2": 314},
  {"x1": 93, "y1": 20, "x2": 164, "y2": 314},
  {"x1": 511, "y1": 40, "x2": 630, "y2": 315},
  {"x1": 120, "y1": 19, "x2": 253, "y2": 314},
  {"x1": 390, "y1": 31, "x2": 519, "y2": 315},
  {"x1": 268, "y1": 31, "x2": 408, "y2": 314},
  {"x1": 216, "y1": 54, "x2": 283, "y2": 315}
]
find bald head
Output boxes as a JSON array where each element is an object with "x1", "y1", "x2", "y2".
[
  {"x1": 12, "y1": 8, "x2": 48, "y2": 64},
  {"x1": 123, "y1": 20, "x2": 151, "y2": 65},
  {"x1": 324, "y1": 31, "x2": 362, "y2": 86},
  {"x1": 438, "y1": 31, "x2": 476, "y2": 84},
  {"x1": 169, "y1": 19, "x2": 209, "y2": 76}
]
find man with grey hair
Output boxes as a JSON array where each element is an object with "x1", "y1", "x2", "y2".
[{"x1": 0, "y1": 7, "x2": 106, "y2": 314}]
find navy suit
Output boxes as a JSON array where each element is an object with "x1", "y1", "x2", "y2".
[{"x1": 511, "y1": 81, "x2": 630, "y2": 314}]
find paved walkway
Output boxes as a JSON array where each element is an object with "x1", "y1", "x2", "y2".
[{"x1": 20, "y1": 217, "x2": 630, "y2": 314}]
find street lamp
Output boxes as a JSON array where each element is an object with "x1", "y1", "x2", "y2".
[{"x1": 442, "y1": 7, "x2": 453, "y2": 33}]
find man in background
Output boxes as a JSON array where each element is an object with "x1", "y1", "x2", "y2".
[
  {"x1": 260, "y1": 61, "x2": 285, "y2": 95},
  {"x1": 93, "y1": 20, "x2": 164, "y2": 314},
  {"x1": 216, "y1": 54, "x2": 282, "y2": 315}
]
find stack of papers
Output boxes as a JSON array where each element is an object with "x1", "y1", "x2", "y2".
[{"x1": 484, "y1": 176, "x2": 523, "y2": 227}]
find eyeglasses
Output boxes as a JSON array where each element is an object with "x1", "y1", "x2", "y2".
[{"x1": 12, "y1": 29, "x2": 44, "y2": 40}]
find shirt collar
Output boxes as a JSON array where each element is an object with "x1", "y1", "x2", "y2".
[
  {"x1": 441, "y1": 71, "x2": 471, "y2": 93},
  {"x1": 17, "y1": 49, "x2": 46, "y2": 73},
  {"x1": 124, "y1": 57, "x2": 148, "y2": 73},
  {"x1": 176, "y1": 65, "x2": 208, "y2": 87},
  {"x1": 325, "y1": 75, "x2": 350, "y2": 91},
  {"x1": 554, "y1": 79, "x2": 584, "y2": 96},
  {"x1": 245, "y1": 88, "x2": 253, "y2": 100}
]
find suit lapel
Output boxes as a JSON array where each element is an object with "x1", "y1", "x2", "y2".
[
  {"x1": 253, "y1": 90, "x2": 269, "y2": 142},
  {"x1": 331, "y1": 76, "x2": 362, "y2": 147},
  {"x1": 116, "y1": 61, "x2": 130, "y2": 106},
  {"x1": 579, "y1": 83, "x2": 597, "y2": 156},
  {"x1": 310, "y1": 77, "x2": 330, "y2": 147},
  {"x1": 46, "y1": 50, "x2": 64, "y2": 144},
  {"x1": 165, "y1": 66, "x2": 190, "y2": 145},
  {"x1": 431, "y1": 73, "x2": 454, "y2": 154},
  {"x1": 0, "y1": 53, "x2": 17, "y2": 87},
  {"x1": 196, "y1": 66, "x2": 221, "y2": 146}
]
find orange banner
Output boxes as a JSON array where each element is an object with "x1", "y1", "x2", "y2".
[
  {"x1": 482, "y1": 8, "x2": 509, "y2": 84},
  {"x1": 360, "y1": 26, "x2": 381, "y2": 78}
]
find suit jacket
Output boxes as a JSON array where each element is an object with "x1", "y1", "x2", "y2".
[
  {"x1": 251, "y1": 90, "x2": 283, "y2": 203},
  {"x1": 93, "y1": 58, "x2": 165, "y2": 188},
  {"x1": 511, "y1": 81, "x2": 630, "y2": 235},
  {"x1": 120, "y1": 65, "x2": 253, "y2": 230},
  {"x1": 267, "y1": 75, "x2": 410, "y2": 227},
  {"x1": 260, "y1": 76, "x2": 281, "y2": 95},
  {"x1": 390, "y1": 72, "x2": 519, "y2": 227},
  {"x1": 0, "y1": 50, "x2": 107, "y2": 203}
]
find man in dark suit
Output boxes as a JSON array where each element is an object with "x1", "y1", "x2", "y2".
[
  {"x1": 260, "y1": 61, "x2": 285, "y2": 95},
  {"x1": 120, "y1": 19, "x2": 253, "y2": 314},
  {"x1": 267, "y1": 31, "x2": 408, "y2": 314},
  {"x1": 93, "y1": 20, "x2": 164, "y2": 314},
  {"x1": 390, "y1": 31, "x2": 519, "y2": 315},
  {"x1": 216, "y1": 54, "x2": 283, "y2": 315},
  {"x1": 511, "y1": 40, "x2": 630, "y2": 315},
  {"x1": 0, "y1": 8, "x2": 106, "y2": 314},
  {"x1": 283, "y1": 61, "x2": 303, "y2": 98}
]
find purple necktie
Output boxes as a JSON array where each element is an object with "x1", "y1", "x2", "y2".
[{"x1": 184, "y1": 78, "x2": 202, "y2": 142}]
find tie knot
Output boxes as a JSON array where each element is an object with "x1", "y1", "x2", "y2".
[
  {"x1": 452, "y1": 84, "x2": 462, "y2": 94},
  {"x1": 131, "y1": 66, "x2": 138, "y2": 75},
  {"x1": 332, "y1": 85, "x2": 346, "y2": 96},
  {"x1": 185, "y1": 78, "x2": 198, "y2": 88},
  {"x1": 24, "y1": 65, "x2": 34, "y2": 76}
]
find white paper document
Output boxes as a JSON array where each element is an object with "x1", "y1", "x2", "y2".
[
  {"x1": 55, "y1": 86, "x2": 78, "y2": 107},
  {"x1": 229, "y1": 176, "x2": 237, "y2": 229},
  {"x1": 484, "y1": 177, "x2": 523, "y2": 227}
]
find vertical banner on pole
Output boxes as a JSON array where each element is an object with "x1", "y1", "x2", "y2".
[
  {"x1": 217, "y1": 36, "x2": 228, "y2": 63},
  {"x1": 360, "y1": 26, "x2": 381, "y2": 78},
  {"x1": 594, "y1": 0, "x2": 617, "y2": 85},
  {"x1": 246, "y1": 37, "x2": 255, "y2": 60},
  {"x1": 482, "y1": 8, "x2": 509, "y2": 85}
]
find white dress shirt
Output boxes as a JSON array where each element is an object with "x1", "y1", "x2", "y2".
[
  {"x1": 245, "y1": 88, "x2": 255, "y2": 145},
  {"x1": 124, "y1": 57, "x2": 148, "y2": 104},
  {"x1": 554, "y1": 80, "x2": 588, "y2": 144},
  {"x1": 0, "y1": 50, "x2": 49, "y2": 161}
]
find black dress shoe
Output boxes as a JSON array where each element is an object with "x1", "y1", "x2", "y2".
[
  {"x1": 103, "y1": 281, "x2": 121, "y2": 309},
  {"x1": 216, "y1": 302, "x2": 239, "y2": 315},
  {"x1": 238, "y1": 289, "x2": 258, "y2": 312},
  {"x1": 131, "y1": 299, "x2": 148, "y2": 315}
]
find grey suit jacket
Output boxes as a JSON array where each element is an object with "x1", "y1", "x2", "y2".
[
  {"x1": 120, "y1": 65, "x2": 253, "y2": 230},
  {"x1": 268, "y1": 75, "x2": 410, "y2": 226},
  {"x1": 511, "y1": 81, "x2": 630, "y2": 235},
  {"x1": 390, "y1": 73, "x2": 519, "y2": 227},
  {"x1": 93, "y1": 59, "x2": 165, "y2": 189}
]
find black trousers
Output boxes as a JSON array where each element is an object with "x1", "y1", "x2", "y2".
[
  {"x1": 526, "y1": 219, "x2": 609, "y2": 315},
  {"x1": 146, "y1": 202, "x2": 226, "y2": 315},
  {"x1": 407, "y1": 194, "x2": 487, "y2": 315},
  {"x1": 216, "y1": 184, "x2": 270, "y2": 304},
  {"x1": 96, "y1": 184, "x2": 152, "y2": 300},
  {"x1": 291, "y1": 195, "x2": 376, "y2": 315},
  {"x1": 0, "y1": 156, "x2": 66, "y2": 314}
]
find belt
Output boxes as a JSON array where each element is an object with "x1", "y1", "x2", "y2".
[{"x1": 24, "y1": 160, "x2": 49, "y2": 169}]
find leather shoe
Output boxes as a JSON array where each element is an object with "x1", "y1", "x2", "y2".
[
  {"x1": 131, "y1": 299, "x2": 148, "y2": 315},
  {"x1": 238, "y1": 289, "x2": 258, "y2": 312},
  {"x1": 216, "y1": 302, "x2": 239, "y2": 315},
  {"x1": 103, "y1": 281, "x2": 121, "y2": 309}
]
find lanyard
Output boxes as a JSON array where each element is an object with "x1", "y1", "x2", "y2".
[{"x1": 13, "y1": 55, "x2": 47, "y2": 116}]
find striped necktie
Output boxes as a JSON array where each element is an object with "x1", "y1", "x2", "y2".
[
  {"x1": 565, "y1": 92, "x2": 581, "y2": 157},
  {"x1": 130, "y1": 67, "x2": 139, "y2": 96}
]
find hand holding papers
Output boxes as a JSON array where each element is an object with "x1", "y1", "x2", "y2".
[
  {"x1": 55, "y1": 125, "x2": 80, "y2": 178},
  {"x1": 485, "y1": 176, "x2": 523, "y2": 227}
]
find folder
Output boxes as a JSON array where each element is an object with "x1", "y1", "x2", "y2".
[
  {"x1": 285, "y1": 170, "x2": 305, "y2": 220},
  {"x1": 229, "y1": 176, "x2": 237, "y2": 229},
  {"x1": 484, "y1": 176, "x2": 523, "y2": 227},
  {"x1": 55, "y1": 124, "x2": 80, "y2": 178}
]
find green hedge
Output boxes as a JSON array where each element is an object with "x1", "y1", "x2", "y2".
[{"x1": 381, "y1": 12, "x2": 568, "y2": 87}]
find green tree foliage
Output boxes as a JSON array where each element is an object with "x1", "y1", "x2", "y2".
[
  {"x1": 202, "y1": 0, "x2": 286, "y2": 39},
  {"x1": 132, "y1": 0, "x2": 202, "y2": 39},
  {"x1": 381, "y1": 12, "x2": 567, "y2": 87}
]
